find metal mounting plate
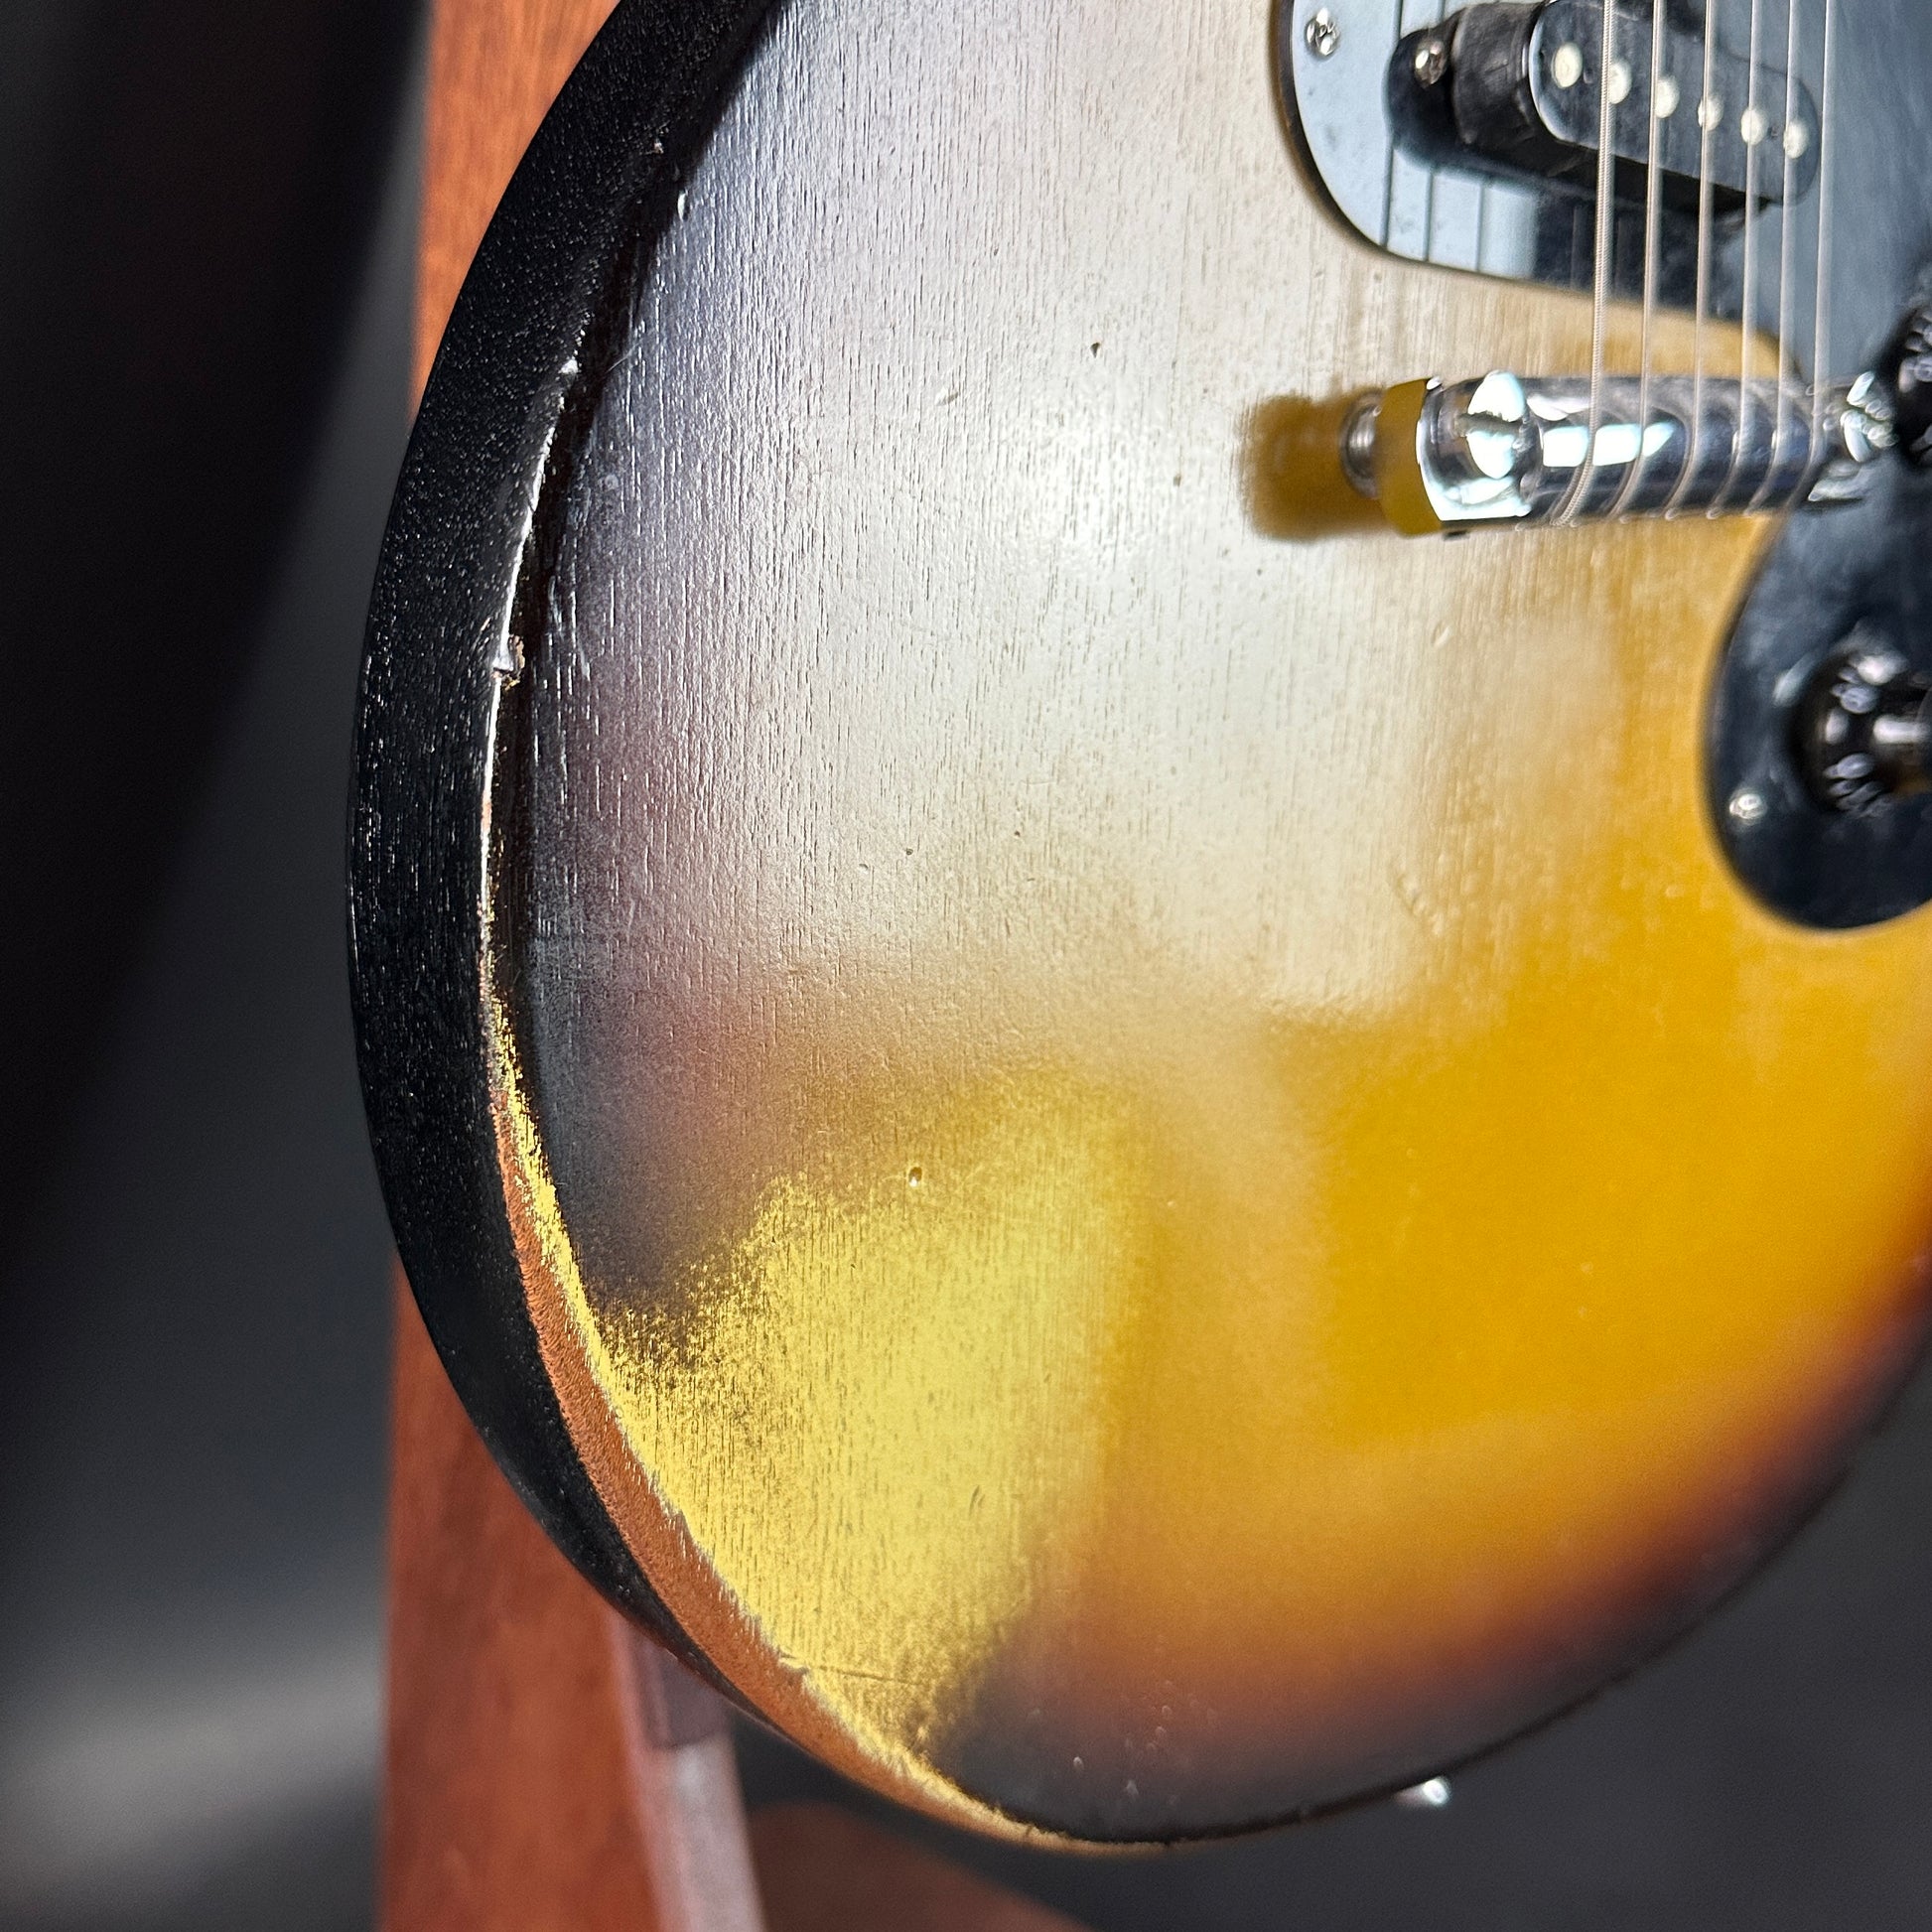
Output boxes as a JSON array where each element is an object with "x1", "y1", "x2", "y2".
[
  {"x1": 1281, "y1": 0, "x2": 1543, "y2": 283},
  {"x1": 1276, "y1": 0, "x2": 1814, "y2": 340}
]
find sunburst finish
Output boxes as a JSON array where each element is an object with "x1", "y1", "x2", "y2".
[{"x1": 353, "y1": 0, "x2": 1932, "y2": 1846}]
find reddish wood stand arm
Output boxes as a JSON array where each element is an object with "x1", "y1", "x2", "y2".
[
  {"x1": 381, "y1": 7, "x2": 1091, "y2": 1925},
  {"x1": 386, "y1": 1281, "x2": 730, "y2": 1931}
]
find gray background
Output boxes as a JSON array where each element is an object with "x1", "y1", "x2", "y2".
[{"x1": 0, "y1": 3, "x2": 1926, "y2": 1926}]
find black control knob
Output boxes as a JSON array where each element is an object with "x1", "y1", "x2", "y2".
[{"x1": 1795, "y1": 638, "x2": 1932, "y2": 814}]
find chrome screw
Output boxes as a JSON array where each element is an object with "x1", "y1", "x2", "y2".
[
  {"x1": 1305, "y1": 8, "x2": 1340, "y2": 60},
  {"x1": 1413, "y1": 35, "x2": 1449, "y2": 86}
]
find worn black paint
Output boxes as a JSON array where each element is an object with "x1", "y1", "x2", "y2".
[{"x1": 349, "y1": 0, "x2": 773, "y2": 1648}]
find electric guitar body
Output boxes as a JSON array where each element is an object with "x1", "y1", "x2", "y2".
[{"x1": 352, "y1": 0, "x2": 1932, "y2": 1845}]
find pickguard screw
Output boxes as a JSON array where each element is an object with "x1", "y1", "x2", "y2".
[
  {"x1": 1727, "y1": 786, "x2": 1768, "y2": 826},
  {"x1": 1413, "y1": 35, "x2": 1449, "y2": 86},
  {"x1": 1305, "y1": 8, "x2": 1339, "y2": 59}
]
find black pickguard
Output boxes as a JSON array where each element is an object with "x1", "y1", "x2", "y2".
[{"x1": 1709, "y1": 0, "x2": 1932, "y2": 928}]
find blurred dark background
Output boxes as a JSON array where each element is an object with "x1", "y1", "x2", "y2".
[
  {"x1": 0, "y1": 4, "x2": 420, "y2": 1925},
  {"x1": 0, "y1": 6, "x2": 1927, "y2": 1929}
]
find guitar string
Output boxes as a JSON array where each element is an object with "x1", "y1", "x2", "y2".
[
  {"x1": 1555, "y1": 0, "x2": 1621, "y2": 524},
  {"x1": 1423, "y1": 0, "x2": 1447, "y2": 258},
  {"x1": 1719, "y1": 0, "x2": 1766, "y2": 514},
  {"x1": 1586, "y1": 0, "x2": 1619, "y2": 520},
  {"x1": 1666, "y1": 0, "x2": 1723, "y2": 513},
  {"x1": 1612, "y1": 0, "x2": 1671, "y2": 517},
  {"x1": 1398, "y1": 0, "x2": 1833, "y2": 525},
  {"x1": 1809, "y1": 0, "x2": 1839, "y2": 483},
  {"x1": 1751, "y1": 0, "x2": 1805, "y2": 510},
  {"x1": 1379, "y1": 0, "x2": 1404, "y2": 247},
  {"x1": 1534, "y1": 0, "x2": 1832, "y2": 523}
]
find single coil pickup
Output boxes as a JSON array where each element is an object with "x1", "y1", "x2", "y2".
[{"x1": 1391, "y1": 0, "x2": 1821, "y2": 215}]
